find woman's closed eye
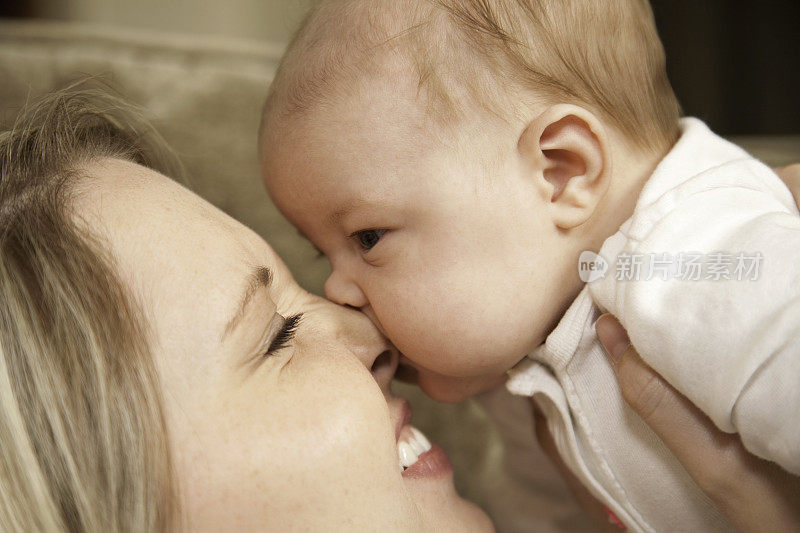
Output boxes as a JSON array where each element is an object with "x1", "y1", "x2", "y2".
[
  {"x1": 350, "y1": 229, "x2": 387, "y2": 252},
  {"x1": 265, "y1": 313, "x2": 303, "y2": 356}
]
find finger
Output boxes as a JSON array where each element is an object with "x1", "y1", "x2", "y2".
[
  {"x1": 596, "y1": 314, "x2": 800, "y2": 530},
  {"x1": 775, "y1": 163, "x2": 800, "y2": 206},
  {"x1": 597, "y1": 314, "x2": 712, "y2": 454},
  {"x1": 597, "y1": 314, "x2": 717, "y2": 435}
]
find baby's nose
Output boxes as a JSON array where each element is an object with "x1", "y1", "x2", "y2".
[{"x1": 324, "y1": 269, "x2": 368, "y2": 309}]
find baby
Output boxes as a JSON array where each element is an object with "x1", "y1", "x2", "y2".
[{"x1": 259, "y1": 0, "x2": 800, "y2": 530}]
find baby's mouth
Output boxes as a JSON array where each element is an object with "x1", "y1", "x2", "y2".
[{"x1": 397, "y1": 425, "x2": 433, "y2": 471}]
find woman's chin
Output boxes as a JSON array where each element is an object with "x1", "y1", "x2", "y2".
[{"x1": 408, "y1": 480, "x2": 495, "y2": 533}]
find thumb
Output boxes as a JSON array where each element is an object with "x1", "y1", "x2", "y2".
[
  {"x1": 774, "y1": 163, "x2": 800, "y2": 207},
  {"x1": 595, "y1": 314, "x2": 630, "y2": 367},
  {"x1": 595, "y1": 313, "x2": 673, "y2": 426}
]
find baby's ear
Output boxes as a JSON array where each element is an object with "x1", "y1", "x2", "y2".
[{"x1": 518, "y1": 104, "x2": 611, "y2": 229}]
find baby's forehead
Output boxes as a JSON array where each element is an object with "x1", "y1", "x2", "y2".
[
  {"x1": 261, "y1": 69, "x2": 511, "y2": 212},
  {"x1": 265, "y1": 46, "x2": 421, "y2": 132},
  {"x1": 261, "y1": 0, "x2": 474, "y2": 135},
  {"x1": 264, "y1": 67, "x2": 451, "y2": 161}
]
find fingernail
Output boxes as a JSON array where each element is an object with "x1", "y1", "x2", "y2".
[{"x1": 595, "y1": 314, "x2": 630, "y2": 365}]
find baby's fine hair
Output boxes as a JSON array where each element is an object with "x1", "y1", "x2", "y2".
[{"x1": 263, "y1": 0, "x2": 681, "y2": 153}]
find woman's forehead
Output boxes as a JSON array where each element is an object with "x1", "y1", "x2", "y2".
[
  {"x1": 81, "y1": 159, "x2": 253, "y2": 264},
  {"x1": 78, "y1": 158, "x2": 283, "y2": 340}
]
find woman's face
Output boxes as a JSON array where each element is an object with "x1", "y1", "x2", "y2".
[{"x1": 77, "y1": 159, "x2": 491, "y2": 531}]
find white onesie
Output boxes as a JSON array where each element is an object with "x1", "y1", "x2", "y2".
[{"x1": 506, "y1": 118, "x2": 800, "y2": 532}]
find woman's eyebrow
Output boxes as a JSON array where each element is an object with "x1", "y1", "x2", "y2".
[{"x1": 221, "y1": 266, "x2": 274, "y2": 340}]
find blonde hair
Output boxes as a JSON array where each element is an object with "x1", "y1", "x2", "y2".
[
  {"x1": 0, "y1": 81, "x2": 178, "y2": 532},
  {"x1": 263, "y1": 0, "x2": 680, "y2": 153}
]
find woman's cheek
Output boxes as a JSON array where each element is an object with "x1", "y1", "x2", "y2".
[
  {"x1": 281, "y1": 348, "x2": 397, "y2": 463},
  {"x1": 265, "y1": 357, "x2": 406, "y2": 520}
]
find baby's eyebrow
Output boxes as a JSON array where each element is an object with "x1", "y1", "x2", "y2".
[{"x1": 327, "y1": 198, "x2": 371, "y2": 226}]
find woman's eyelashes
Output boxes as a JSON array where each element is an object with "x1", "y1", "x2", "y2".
[
  {"x1": 350, "y1": 229, "x2": 387, "y2": 252},
  {"x1": 265, "y1": 313, "x2": 303, "y2": 356}
]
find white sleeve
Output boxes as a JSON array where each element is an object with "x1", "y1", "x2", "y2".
[
  {"x1": 733, "y1": 300, "x2": 800, "y2": 474},
  {"x1": 590, "y1": 162, "x2": 800, "y2": 474}
]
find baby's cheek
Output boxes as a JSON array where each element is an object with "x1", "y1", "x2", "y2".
[{"x1": 371, "y1": 281, "x2": 472, "y2": 358}]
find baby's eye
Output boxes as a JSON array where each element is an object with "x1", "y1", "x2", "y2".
[{"x1": 351, "y1": 229, "x2": 387, "y2": 252}]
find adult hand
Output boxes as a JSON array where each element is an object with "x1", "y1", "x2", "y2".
[
  {"x1": 595, "y1": 314, "x2": 800, "y2": 532},
  {"x1": 776, "y1": 163, "x2": 800, "y2": 205}
]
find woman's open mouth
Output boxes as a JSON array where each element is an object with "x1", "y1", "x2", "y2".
[{"x1": 394, "y1": 401, "x2": 453, "y2": 479}]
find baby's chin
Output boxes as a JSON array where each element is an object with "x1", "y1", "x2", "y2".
[{"x1": 411, "y1": 368, "x2": 507, "y2": 403}]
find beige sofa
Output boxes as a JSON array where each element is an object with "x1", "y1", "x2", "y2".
[{"x1": 1, "y1": 20, "x2": 797, "y2": 532}]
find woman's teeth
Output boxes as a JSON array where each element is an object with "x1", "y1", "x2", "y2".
[{"x1": 397, "y1": 426, "x2": 432, "y2": 471}]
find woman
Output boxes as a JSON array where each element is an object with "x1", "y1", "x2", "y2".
[{"x1": 0, "y1": 85, "x2": 492, "y2": 531}]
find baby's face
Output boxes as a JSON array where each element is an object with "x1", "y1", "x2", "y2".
[{"x1": 261, "y1": 81, "x2": 577, "y2": 402}]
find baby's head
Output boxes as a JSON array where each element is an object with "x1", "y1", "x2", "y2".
[{"x1": 260, "y1": 0, "x2": 680, "y2": 401}]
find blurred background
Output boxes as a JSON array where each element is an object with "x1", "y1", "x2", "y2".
[
  {"x1": 1, "y1": 0, "x2": 311, "y2": 44},
  {"x1": 2, "y1": 0, "x2": 798, "y2": 135}
]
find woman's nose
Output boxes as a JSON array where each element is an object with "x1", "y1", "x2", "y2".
[
  {"x1": 370, "y1": 347, "x2": 399, "y2": 393},
  {"x1": 324, "y1": 268, "x2": 368, "y2": 309},
  {"x1": 334, "y1": 305, "x2": 398, "y2": 392}
]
